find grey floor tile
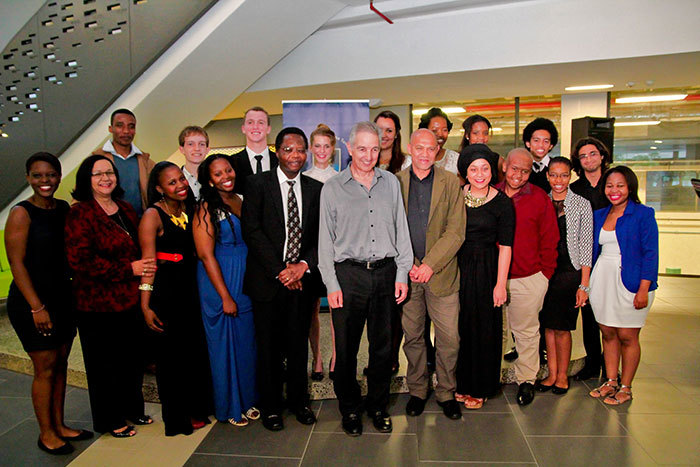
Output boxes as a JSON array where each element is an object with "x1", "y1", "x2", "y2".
[
  {"x1": 527, "y1": 435, "x2": 656, "y2": 466},
  {"x1": 301, "y1": 432, "x2": 419, "y2": 467},
  {"x1": 0, "y1": 395, "x2": 34, "y2": 435},
  {"x1": 416, "y1": 412, "x2": 533, "y2": 463},
  {"x1": 601, "y1": 378, "x2": 700, "y2": 414},
  {"x1": 62, "y1": 387, "x2": 94, "y2": 424},
  {"x1": 186, "y1": 453, "x2": 300, "y2": 466},
  {"x1": 510, "y1": 394, "x2": 627, "y2": 436},
  {"x1": 0, "y1": 368, "x2": 34, "y2": 397},
  {"x1": 618, "y1": 413, "x2": 700, "y2": 465},
  {"x1": 194, "y1": 414, "x2": 314, "y2": 458},
  {"x1": 313, "y1": 395, "x2": 416, "y2": 434},
  {"x1": 0, "y1": 418, "x2": 97, "y2": 465}
]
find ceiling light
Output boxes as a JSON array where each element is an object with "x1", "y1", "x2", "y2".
[
  {"x1": 1, "y1": 132, "x2": 8, "y2": 138},
  {"x1": 565, "y1": 84, "x2": 614, "y2": 91},
  {"x1": 650, "y1": 146, "x2": 657, "y2": 150},
  {"x1": 492, "y1": 127, "x2": 503, "y2": 132},
  {"x1": 412, "y1": 107, "x2": 465, "y2": 116},
  {"x1": 654, "y1": 140, "x2": 663, "y2": 143},
  {"x1": 614, "y1": 120, "x2": 661, "y2": 127},
  {"x1": 615, "y1": 94, "x2": 687, "y2": 104}
]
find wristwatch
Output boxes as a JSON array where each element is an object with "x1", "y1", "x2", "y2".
[{"x1": 578, "y1": 284, "x2": 591, "y2": 294}]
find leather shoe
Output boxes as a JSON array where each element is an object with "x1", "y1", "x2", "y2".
[
  {"x1": 552, "y1": 385, "x2": 569, "y2": 395},
  {"x1": 535, "y1": 381, "x2": 553, "y2": 392},
  {"x1": 341, "y1": 413, "x2": 362, "y2": 437},
  {"x1": 437, "y1": 399, "x2": 462, "y2": 419},
  {"x1": 369, "y1": 410, "x2": 392, "y2": 433},
  {"x1": 573, "y1": 365, "x2": 601, "y2": 381},
  {"x1": 293, "y1": 406, "x2": 317, "y2": 425},
  {"x1": 504, "y1": 347, "x2": 518, "y2": 362},
  {"x1": 405, "y1": 396, "x2": 426, "y2": 416},
  {"x1": 37, "y1": 438, "x2": 74, "y2": 455},
  {"x1": 262, "y1": 414, "x2": 284, "y2": 431},
  {"x1": 516, "y1": 382, "x2": 535, "y2": 406}
]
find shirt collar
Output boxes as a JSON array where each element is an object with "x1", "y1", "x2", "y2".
[
  {"x1": 495, "y1": 181, "x2": 532, "y2": 198},
  {"x1": 277, "y1": 166, "x2": 300, "y2": 186},
  {"x1": 410, "y1": 165, "x2": 434, "y2": 183},
  {"x1": 534, "y1": 154, "x2": 551, "y2": 171},
  {"x1": 182, "y1": 166, "x2": 199, "y2": 183},
  {"x1": 103, "y1": 140, "x2": 141, "y2": 159},
  {"x1": 246, "y1": 146, "x2": 269, "y2": 158},
  {"x1": 340, "y1": 163, "x2": 383, "y2": 185}
]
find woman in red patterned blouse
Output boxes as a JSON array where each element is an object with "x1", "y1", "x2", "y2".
[{"x1": 65, "y1": 155, "x2": 156, "y2": 438}]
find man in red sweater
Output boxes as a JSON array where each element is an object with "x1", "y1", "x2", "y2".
[{"x1": 496, "y1": 148, "x2": 559, "y2": 406}]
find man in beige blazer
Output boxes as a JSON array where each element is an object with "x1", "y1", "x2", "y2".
[{"x1": 397, "y1": 129, "x2": 466, "y2": 420}]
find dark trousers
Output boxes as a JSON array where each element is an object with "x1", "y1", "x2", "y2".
[
  {"x1": 333, "y1": 260, "x2": 395, "y2": 416},
  {"x1": 252, "y1": 283, "x2": 314, "y2": 415},
  {"x1": 580, "y1": 303, "x2": 602, "y2": 368},
  {"x1": 78, "y1": 310, "x2": 145, "y2": 433}
]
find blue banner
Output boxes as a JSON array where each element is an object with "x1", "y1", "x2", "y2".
[{"x1": 282, "y1": 100, "x2": 370, "y2": 171}]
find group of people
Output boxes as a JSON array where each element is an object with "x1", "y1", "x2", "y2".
[{"x1": 4, "y1": 104, "x2": 659, "y2": 452}]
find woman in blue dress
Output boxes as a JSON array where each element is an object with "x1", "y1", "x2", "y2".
[{"x1": 193, "y1": 154, "x2": 259, "y2": 426}]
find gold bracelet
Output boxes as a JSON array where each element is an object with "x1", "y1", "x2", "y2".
[
  {"x1": 138, "y1": 283, "x2": 154, "y2": 291},
  {"x1": 31, "y1": 304, "x2": 46, "y2": 314}
]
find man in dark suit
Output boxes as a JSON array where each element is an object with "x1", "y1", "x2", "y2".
[
  {"x1": 523, "y1": 117, "x2": 558, "y2": 193},
  {"x1": 230, "y1": 106, "x2": 278, "y2": 195},
  {"x1": 241, "y1": 127, "x2": 323, "y2": 432}
]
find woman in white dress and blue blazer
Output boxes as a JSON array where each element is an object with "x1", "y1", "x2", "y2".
[{"x1": 588, "y1": 166, "x2": 658, "y2": 406}]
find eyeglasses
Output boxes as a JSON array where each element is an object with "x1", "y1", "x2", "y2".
[
  {"x1": 280, "y1": 146, "x2": 307, "y2": 155},
  {"x1": 578, "y1": 151, "x2": 601, "y2": 159},
  {"x1": 91, "y1": 171, "x2": 116, "y2": 178}
]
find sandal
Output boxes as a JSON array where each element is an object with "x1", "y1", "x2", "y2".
[
  {"x1": 604, "y1": 385, "x2": 633, "y2": 405},
  {"x1": 245, "y1": 407, "x2": 261, "y2": 420},
  {"x1": 110, "y1": 425, "x2": 136, "y2": 438},
  {"x1": 133, "y1": 415, "x2": 153, "y2": 425},
  {"x1": 455, "y1": 393, "x2": 468, "y2": 403},
  {"x1": 589, "y1": 379, "x2": 619, "y2": 399},
  {"x1": 228, "y1": 415, "x2": 249, "y2": 427},
  {"x1": 464, "y1": 395, "x2": 486, "y2": 410}
]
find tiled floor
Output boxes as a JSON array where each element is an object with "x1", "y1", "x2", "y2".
[{"x1": 0, "y1": 276, "x2": 698, "y2": 466}]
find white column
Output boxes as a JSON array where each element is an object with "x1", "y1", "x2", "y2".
[{"x1": 560, "y1": 93, "x2": 608, "y2": 157}]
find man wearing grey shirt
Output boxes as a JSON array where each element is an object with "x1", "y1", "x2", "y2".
[{"x1": 318, "y1": 121, "x2": 413, "y2": 437}]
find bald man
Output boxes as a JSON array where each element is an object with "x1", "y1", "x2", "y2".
[
  {"x1": 495, "y1": 148, "x2": 559, "y2": 406},
  {"x1": 396, "y1": 129, "x2": 465, "y2": 420}
]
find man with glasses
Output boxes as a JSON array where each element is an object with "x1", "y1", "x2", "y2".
[
  {"x1": 241, "y1": 127, "x2": 323, "y2": 431},
  {"x1": 318, "y1": 121, "x2": 413, "y2": 436},
  {"x1": 569, "y1": 137, "x2": 611, "y2": 380},
  {"x1": 397, "y1": 129, "x2": 465, "y2": 420},
  {"x1": 92, "y1": 108, "x2": 154, "y2": 216}
]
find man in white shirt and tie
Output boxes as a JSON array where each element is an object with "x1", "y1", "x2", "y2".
[
  {"x1": 230, "y1": 106, "x2": 278, "y2": 195},
  {"x1": 522, "y1": 117, "x2": 558, "y2": 193}
]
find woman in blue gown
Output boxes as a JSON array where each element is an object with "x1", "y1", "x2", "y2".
[{"x1": 193, "y1": 154, "x2": 259, "y2": 426}]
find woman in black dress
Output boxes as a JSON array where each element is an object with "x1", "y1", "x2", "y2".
[
  {"x1": 536, "y1": 157, "x2": 593, "y2": 394},
  {"x1": 455, "y1": 144, "x2": 515, "y2": 410},
  {"x1": 5, "y1": 153, "x2": 91, "y2": 455},
  {"x1": 138, "y1": 162, "x2": 214, "y2": 435}
]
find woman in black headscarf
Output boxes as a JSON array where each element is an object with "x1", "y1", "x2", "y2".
[{"x1": 455, "y1": 144, "x2": 515, "y2": 410}]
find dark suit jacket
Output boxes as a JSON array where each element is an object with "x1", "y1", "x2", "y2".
[
  {"x1": 528, "y1": 165, "x2": 551, "y2": 193},
  {"x1": 230, "y1": 148, "x2": 278, "y2": 195},
  {"x1": 241, "y1": 170, "x2": 322, "y2": 302}
]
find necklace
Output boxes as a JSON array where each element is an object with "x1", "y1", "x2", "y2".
[
  {"x1": 113, "y1": 210, "x2": 132, "y2": 238},
  {"x1": 464, "y1": 185, "x2": 490, "y2": 208},
  {"x1": 162, "y1": 201, "x2": 188, "y2": 230}
]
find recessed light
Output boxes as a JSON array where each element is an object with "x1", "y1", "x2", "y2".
[
  {"x1": 650, "y1": 146, "x2": 657, "y2": 150},
  {"x1": 565, "y1": 84, "x2": 614, "y2": 91},
  {"x1": 654, "y1": 140, "x2": 663, "y2": 144},
  {"x1": 615, "y1": 94, "x2": 687, "y2": 104},
  {"x1": 492, "y1": 127, "x2": 503, "y2": 132},
  {"x1": 1, "y1": 132, "x2": 8, "y2": 138},
  {"x1": 614, "y1": 120, "x2": 661, "y2": 127}
]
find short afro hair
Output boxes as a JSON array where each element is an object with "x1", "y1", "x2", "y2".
[{"x1": 522, "y1": 117, "x2": 558, "y2": 148}]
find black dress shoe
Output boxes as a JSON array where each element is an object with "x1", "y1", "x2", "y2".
[
  {"x1": 573, "y1": 365, "x2": 600, "y2": 381},
  {"x1": 369, "y1": 411, "x2": 392, "y2": 433},
  {"x1": 516, "y1": 382, "x2": 535, "y2": 406},
  {"x1": 405, "y1": 396, "x2": 426, "y2": 416},
  {"x1": 437, "y1": 399, "x2": 462, "y2": 419},
  {"x1": 37, "y1": 439, "x2": 74, "y2": 455},
  {"x1": 293, "y1": 406, "x2": 317, "y2": 425},
  {"x1": 262, "y1": 414, "x2": 284, "y2": 431},
  {"x1": 552, "y1": 385, "x2": 569, "y2": 395},
  {"x1": 535, "y1": 381, "x2": 553, "y2": 392},
  {"x1": 504, "y1": 347, "x2": 518, "y2": 362},
  {"x1": 342, "y1": 413, "x2": 362, "y2": 437}
]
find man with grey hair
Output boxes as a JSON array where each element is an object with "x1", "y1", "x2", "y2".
[
  {"x1": 318, "y1": 121, "x2": 413, "y2": 436},
  {"x1": 397, "y1": 129, "x2": 465, "y2": 419},
  {"x1": 495, "y1": 148, "x2": 558, "y2": 406}
]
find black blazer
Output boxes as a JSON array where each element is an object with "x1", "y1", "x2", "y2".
[
  {"x1": 230, "y1": 148, "x2": 278, "y2": 195},
  {"x1": 241, "y1": 170, "x2": 322, "y2": 302},
  {"x1": 528, "y1": 165, "x2": 551, "y2": 193}
]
